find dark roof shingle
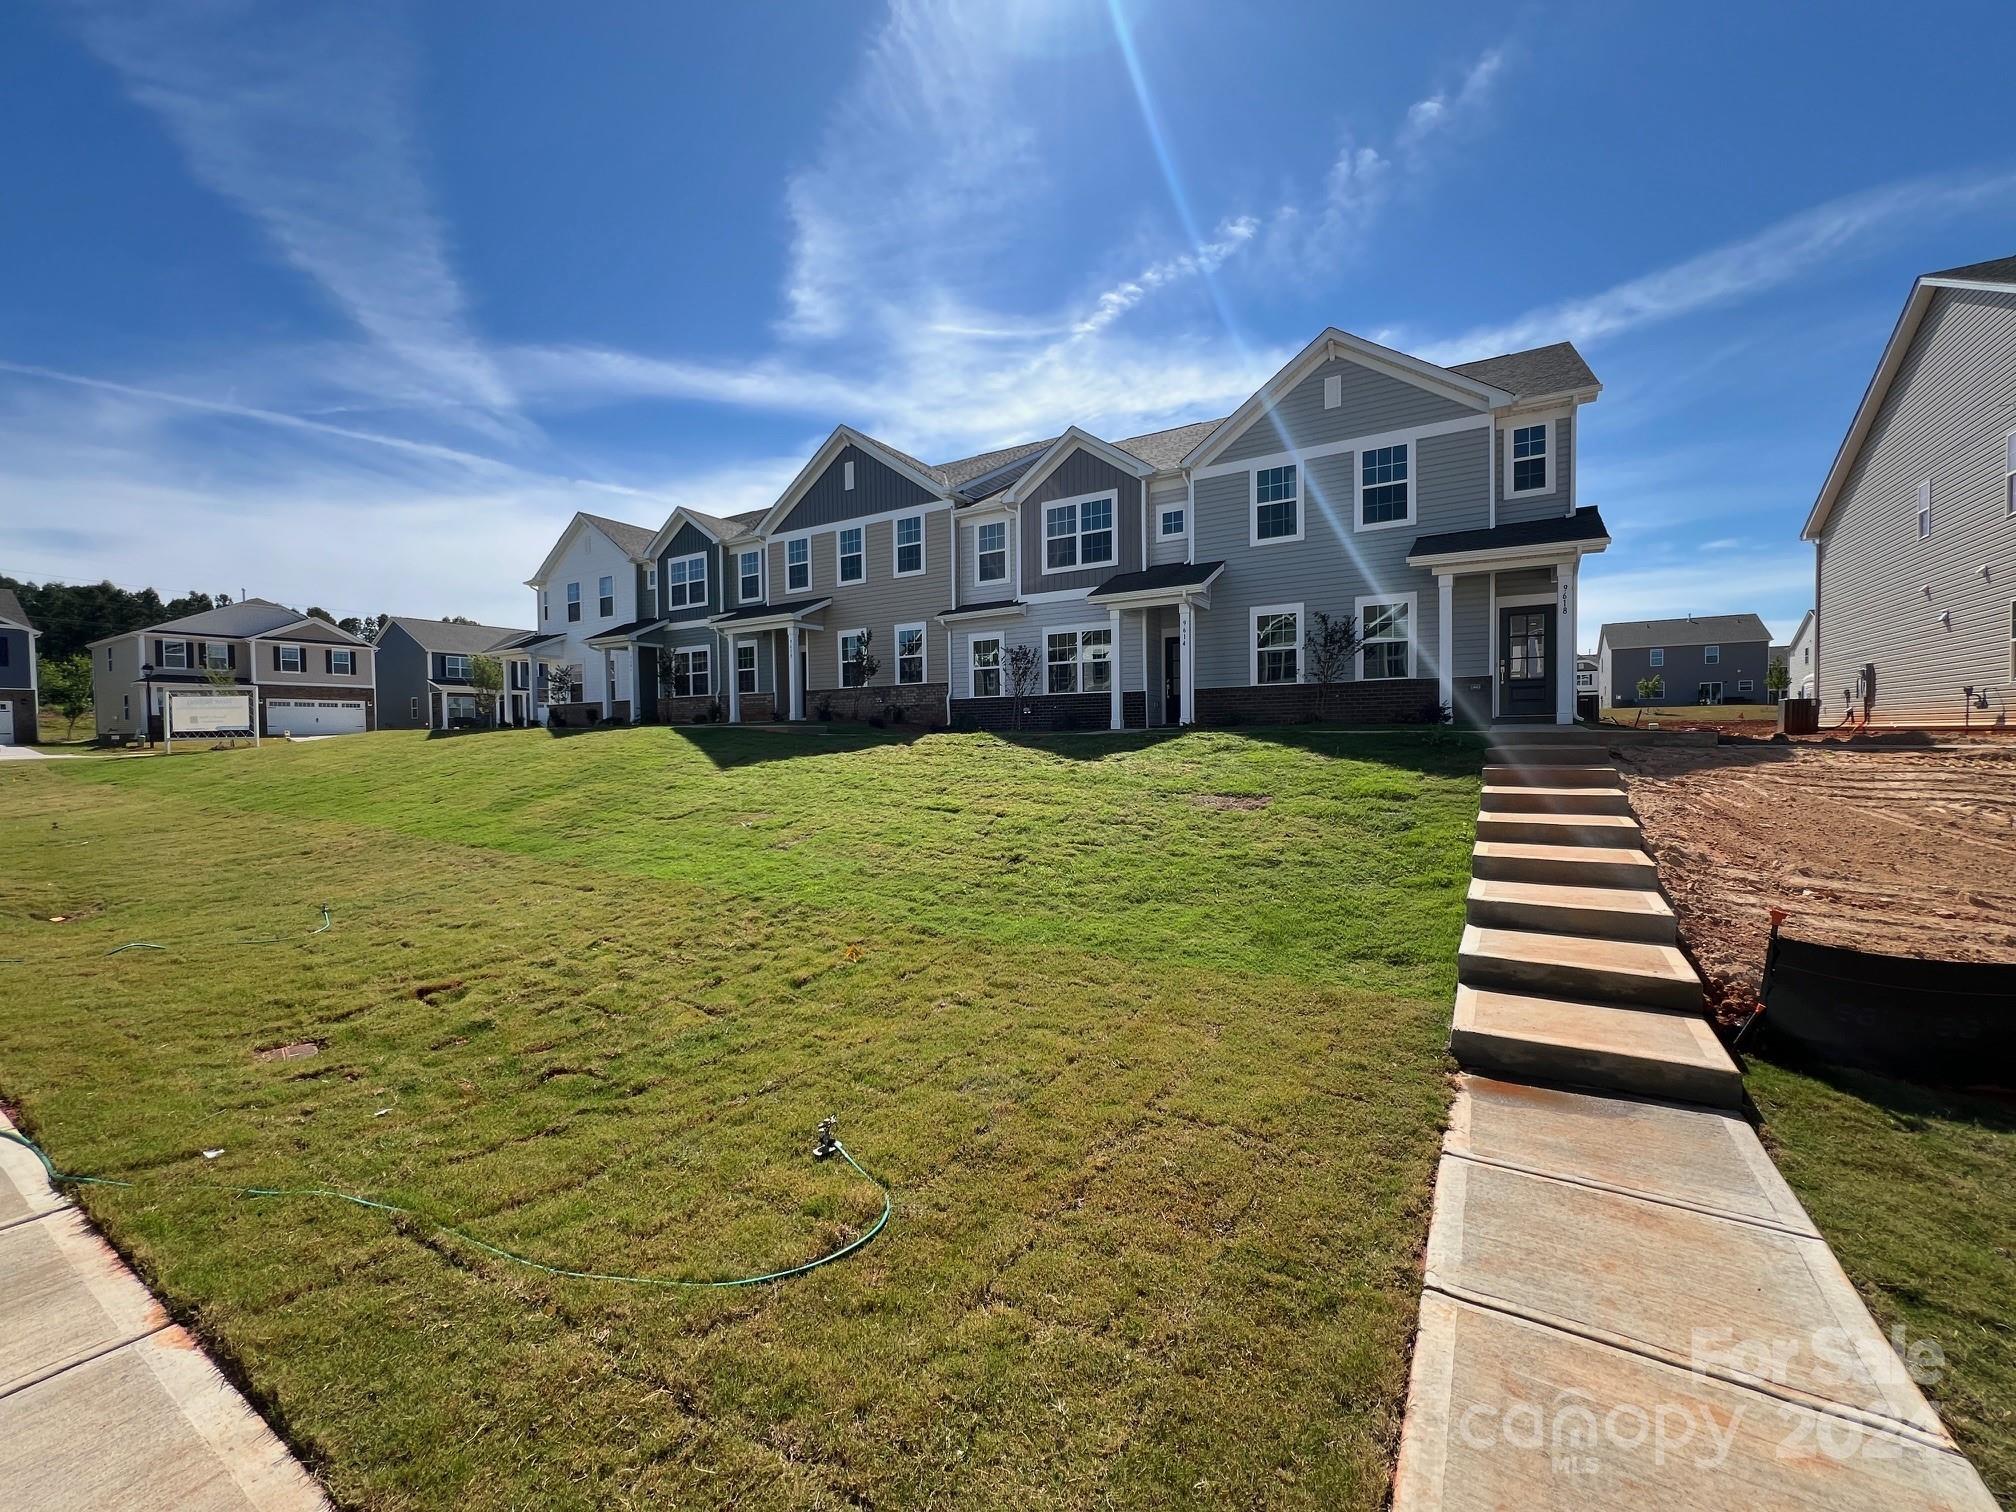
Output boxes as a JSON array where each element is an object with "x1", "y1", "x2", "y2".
[
  {"x1": 1928, "y1": 254, "x2": 2016, "y2": 285},
  {"x1": 1408, "y1": 507, "x2": 1609, "y2": 562},
  {"x1": 581, "y1": 512, "x2": 657, "y2": 557},
  {"x1": 0, "y1": 588, "x2": 30, "y2": 628},
  {"x1": 382, "y1": 616, "x2": 532, "y2": 655},
  {"x1": 1599, "y1": 612, "x2": 1772, "y2": 652},
  {"x1": 1449, "y1": 341, "x2": 1599, "y2": 398}
]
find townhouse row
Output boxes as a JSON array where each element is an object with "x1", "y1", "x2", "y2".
[{"x1": 509, "y1": 327, "x2": 1610, "y2": 731}]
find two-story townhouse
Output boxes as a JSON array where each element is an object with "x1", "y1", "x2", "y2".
[
  {"x1": 634, "y1": 506, "x2": 767, "y2": 721},
  {"x1": 87, "y1": 598, "x2": 377, "y2": 738},
  {"x1": 522, "y1": 512, "x2": 658, "y2": 725},
  {"x1": 0, "y1": 588, "x2": 40, "y2": 744},
  {"x1": 1801, "y1": 254, "x2": 2016, "y2": 726},
  {"x1": 1596, "y1": 613, "x2": 1772, "y2": 706},
  {"x1": 373, "y1": 616, "x2": 535, "y2": 729}
]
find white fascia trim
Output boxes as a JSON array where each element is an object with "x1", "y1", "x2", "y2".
[
  {"x1": 1022, "y1": 586, "x2": 1096, "y2": 605},
  {"x1": 643, "y1": 505, "x2": 729, "y2": 560},
  {"x1": 524, "y1": 512, "x2": 650, "y2": 587},
  {"x1": 1002, "y1": 427, "x2": 1153, "y2": 505},
  {"x1": 262, "y1": 616, "x2": 371, "y2": 646},
  {"x1": 1249, "y1": 465, "x2": 1306, "y2": 547},
  {"x1": 936, "y1": 602, "x2": 1027, "y2": 623},
  {"x1": 1803, "y1": 279, "x2": 1935, "y2": 541},
  {"x1": 1088, "y1": 586, "x2": 1214, "y2": 613},
  {"x1": 1181, "y1": 328, "x2": 1513, "y2": 471},
  {"x1": 1353, "y1": 438, "x2": 1416, "y2": 535},
  {"x1": 891, "y1": 512, "x2": 928, "y2": 577},
  {"x1": 1412, "y1": 538, "x2": 1607, "y2": 572},
  {"x1": 1193, "y1": 411, "x2": 1487, "y2": 482},
  {"x1": 770, "y1": 496, "x2": 951, "y2": 546},
  {"x1": 1355, "y1": 590, "x2": 1420, "y2": 680},
  {"x1": 1920, "y1": 276, "x2": 2016, "y2": 293},
  {"x1": 1502, "y1": 413, "x2": 1560, "y2": 500},
  {"x1": 893, "y1": 620, "x2": 927, "y2": 683},
  {"x1": 1038, "y1": 489, "x2": 1120, "y2": 576},
  {"x1": 1249, "y1": 601, "x2": 1305, "y2": 686},
  {"x1": 754, "y1": 425, "x2": 949, "y2": 537}
]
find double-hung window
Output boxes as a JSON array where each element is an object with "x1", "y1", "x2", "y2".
[
  {"x1": 786, "y1": 538, "x2": 810, "y2": 593},
  {"x1": 664, "y1": 554, "x2": 707, "y2": 609},
  {"x1": 1254, "y1": 465, "x2": 1299, "y2": 543},
  {"x1": 331, "y1": 649, "x2": 356, "y2": 675},
  {"x1": 669, "y1": 648, "x2": 709, "y2": 698},
  {"x1": 1359, "y1": 597, "x2": 1412, "y2": 680},
  {"x1": 1045, "y1": 628, "x2": 1111, "y2": 692},
  {"x1": 1703, "y1": 644, "x2": 1720, "y2": 665},
  {"x1": 1509, "y1": 422, "x2": 1549, "y2": 493},
  {"x1": 202, "y1": 642, "x2": 230, "y2": 670},
  {"x1": 1360, "y1": 443, "x2": 1411, "y2": 526},
  {"x1": 893, "y1": 514, "x2": 925, "y2": 576},
  {"x1": 277, "y1": 644, "x2": 302, "y2": 673},
  {"x1": 444, "y1": 653, "x2": 472, "y2": 682},
  {"x1": 597, "y1": 575, "x2": 614, "y2": 617},
  {"x1": 739, "y1": 550, "x2": 763, "y2": 602},
  {"x1": 971, "y1": 636, "x2": 1003, "y2": 697},
  {"x1": 839, "y1": 526, "x2": 865, "y2": 583},
  {"x1": 1044, "y1": 495, "x2": 1114, "y2": 571},
  {"x1": 736, "y1": 643, "x2": 757, "y2": 694},
  {"x1": 1649, "y1": 647, "x2": 1665, "y2": 668},
  {"x1": 162, "y1": 640, "x2": 189, "y2": 670},
  {"x1": 1916, "y1": 479, "x2": 1932, "y2": 540},
  {"x1": 895, "y1": 623, "x2": 926, "y2": 685},
  {"x1": 840, "y1": 629, "x2": 869, "y2": 688},
  {"x1": 1253, "y1": 607, "x2": 1300, "y2": 684},
  {"x1": 645, "y1": 564, "x2": 657, "y2": 612},
  {"x1": 566, "y1": 582, "x2": 581, "y2": 622},
  {"x1": 976, "y1": 521, "x2": 1008, "y2": 584}
]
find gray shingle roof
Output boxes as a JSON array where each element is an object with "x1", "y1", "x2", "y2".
[
  {"x1": 942, "y1": 418, "x2": 1232, "y2": 504},
  {"x1": 581, "y1": 511, "x2": 657, "y2": 557},
  {"x1": 1449, "y1": 342, "x2": 1599, "y2": 398},
  {"x1": 1599, "y1": 612, "x2": 1771, "y2": 652},
  {"x1": 1409, "y1": 506, "x2": 1609, "y2": 561},
  {"x1": 936, "y1": 438, "x2": 1054, "y2": 491},
  {"x1": 1088, "y1": 560, "x2": 1226, "y2": 598},
  {"x1": 0, "y1": 588, "x2": 30, "y2": 628},
  {"x1": 1928, "y1": 254, "x2": 2016, "y2": 285},
  {"x1": 383, "y1": 616, "x2": 532, "y2": 655},
  {"x1": 144, "y1": 598, "x2": 307, "y2": 638}
]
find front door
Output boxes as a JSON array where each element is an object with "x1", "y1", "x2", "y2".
[
  {"x1": 1162, "y1": 635, "x2": 1182, "y2": 725},
  {"x1": 1498, "y1": 605, "x2": 1555, "y2": 721}
]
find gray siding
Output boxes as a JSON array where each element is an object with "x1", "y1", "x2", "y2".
[
  {"x1": 1453, "y1": 575, "x2": 1490, "y2": 678},
  {"x1": 0, "y1": 626, "x2": 29, "y2": 689},
  {"x1": 1215, "y1": 353, "x2": 1476, "y2": 465},
  {"x1": 1190, "y1": 426, "x2": 1490, "y2": 687},
  {"x1": 656, "y1": 520, "x2": 723, "y2": 624},
  {"x1": 1493, "y1": 414, "x2": 1576, "y2": 526},
  {"x1": 1816, "y1": 286, "x2": 2016, "y2": 724},
  {"x1": 1147, "y1": 475, "x2": 1189, "y2": 566},
  {"x1": 946, "y1": 596, "x2": 1146, "y2": 702},
  {"x1": 1017, "y1": 449, "x2": 1145, "y2": 593},
  {"x1": 1604, "y1": 640, "x2": 1770, "y2": 704},
  {"x1": 1494, "y1": 568, "x2": 1554, "y2": 599},
  {"x1": 769, "y1": 509, "x2": 954, "y2": 694},
  {"x1": 778, "y1": 444, "x2": 936, "y2": 532},
  {"x1": 373, "y1": 623, "x2": 429, "y2": 728}
]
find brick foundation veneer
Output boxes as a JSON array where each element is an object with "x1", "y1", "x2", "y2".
[
  {"x1": 1193, "y1": 678, "x2": 1441, "y2": 726},
  {"x1": 737, "y1": 693, "x2": 777, "y2": 723},
  {"x1": 807, "y1": 682, "x2": 948, "y2": 725},
  {"x1": 951, "y1": 691, "x2": 1147, "y2": 732},
  {"x1": 0, "y1": 689, "x2": 38, "y2": 743},
  {"x1": 658, "y1": 693, "x2": 727, "y2": 724}
]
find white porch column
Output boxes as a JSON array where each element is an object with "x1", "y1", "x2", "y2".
[
  {"x1": 1177, "y1": 600, "x2": 1196, "y2": 726},
  {"x1": 1437, "y1": 573, "x2": 1454, "y2": 719},
  {"x1": 1108, "y1": 607, "x2": 1124, "y2": 730},
  {"x1": 601, "y1": 651, "x2": 614, "y2": 719},
  {"x1": 1557, "y1": 557, "x2": 1579, "y2": 725},
  {"x1": 727, "y1": 636, "x2": 743, "y2": 723},
  {"x1": 786, "y1": 623, "x2": 803, "y2": 721}
]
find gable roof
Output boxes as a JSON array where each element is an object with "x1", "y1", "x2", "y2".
[
  {"x1": 1448, "y1": 342, "x2": 1600, "y2": 401},
  {"x1": 944, "y1": 418, "x2": 1229, "y2": 505},
  {"x1": 264, "y1": 616, "x2": 370, "y2": 646},
  {"x1": 526, "y1": 510, "x2": 657, "y2": 586},
  {"x1": 1804, "y1": 253, "x2": 2016, "y2": 540},
  {"x1": 381, "y1": 616, "x2": 532, "y2": 655},
  {"x1": 1788, "y1": 607, "x2": 1815, "y2": 647},
  {"x1": 0, "y1": 587, "x2": 31, "y2": 629},
  {"x1": 996, "y1": 426, "x2": 1155, "y2": 506},
  {"x1": 92, "y1": 597, "x2": 306, "y2": 643},
  {"x1": 752, "y1": 424, "x2": 952, "y2": 536},
  {"x1": 1598, "y1": 613, "x2": 1771, "y2": 651}
]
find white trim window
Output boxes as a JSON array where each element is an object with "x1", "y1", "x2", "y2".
[
  {"x1": 597, "y1": 574, "x2": 615, "y2": 617},
  {"x1": 1045, "y1": 627, "x2": 1112, "y2": 692},
  {"x1": 2006, "y1": 431, "x2": 2016, "y2": 518},
  {"x1": 664, "y1": 553, "x2": 707, "y2": 609},
  {"x1": 1737, "y1": 678, "x2": 1754, "y2": 694},
  {"x1": 1649, "y1": 647, "x2": 1665, "y2": 668},
  {"x1": 736, "y1": 642, "x2": 757, "y2": 694},
  {"x1": 1703, "y1": 644, "x2": 1720, "y2": 665},
  {"x1": 1044, "y1": 493, "x2": 1115, "y2": 572},
  {"x1": 843, "y1": 459, "x2": 856, "y2": 491},
  {"x1": 838, "y1": 526, "x2": 866, "y2": 583},
  {"x1": 839, "y1": 628, "x2": 869, "y2": 687},
  {"x1": 970, "y1": 635, "x2": 1003, "y2": 697},
  {"x1": 1251, "y1": 604, "x2": 1302, "y2": 685},
  {"x1": 1358, "y1": 443, "x2": 1412, "y2": 528},
  {"x1": 1508, "y1": 422, "x2": 1549, "y2": 494},
  {"x1": 786, "y1": 538, "x2": 811, "y2": 593},
  {"x1": 202, "y1": 642, "x2": 230, "y2": 670},
  {"x1": 1157, "y1": 503, "x2": 1185, "y2": 539},
  {"x1": 895, "y1": 623, "x2": 926, "y2": 685},
  {"x1": 566, "y1": 582, "x2": 581, "y2": 622},
  {"x1": 331, "y1": 649, "x2": 356, "y2": 676},
  {"x1": 668, "y1": 647, "x2": 710, "y2": 698},
  {"x1": 1357, "y1": 595, "x2": 1415, "y2": 680},
  {"x1": 444, "y1": 653, "x2": 472, "y2": 681},
  {"x1": 976, "y1": 521, "x2": 1008, "y2": 585},
  {"x1": 277, "y1": 644, "x2": 302, "y2": 673},
  {"x1": 644, "y1": 563, "x2": 657, "y2": 610},
  {"x1": 1252, "y1": 464, "x2": 1300, "y2": 544},
  {"x1": 408, "y1": 696, "x2": 419, "y2": 720},
  {"x1": 738, "y1": 549, "x2": 763, "y2": 603},
  {"x1": 161, "y1": 640, "x2": 189, "y2": 670},
  {"x1": 893, "y1": 514, "x2": 926, "y2": 576},
  {"x1": 541, "y1": 589, "x2": 550, "y2": 623},
  {"x1": 1916, "y1": 478, "x2": 1932, "y2": 540}
]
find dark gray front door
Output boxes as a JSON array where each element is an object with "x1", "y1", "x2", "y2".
[{"x1": 1498, "y1": 605, "x2": 1555, "y2": 720}]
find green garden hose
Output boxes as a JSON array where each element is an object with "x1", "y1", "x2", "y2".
[{"x1": 0, "y1": 1125, "x2": 890, "y2": 1290}]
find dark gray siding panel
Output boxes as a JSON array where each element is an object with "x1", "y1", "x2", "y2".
[
  {"x1": 1817, "y1": 287, "x2": 2016, "y2": 724},
  {"x1": 1216, "y1": 354, "x2": 1476, "y2": 465},
  {"x1": 373, "y1": 624, "x2": 429, "y2": 729},
  {"x1": 779, "y1": 445, "x2": 936, "y2": 532},
  {"x1": 1017, "y1": 449, "x2": 1145, "y2": 593},
  {"x1": 0, "y1": 627, "x2": 29, "y2": 688},
  {"x1": 657, "y1": 520, "x2": 722, "y2": 623},
  {"x1": 1604, "y1": 641, "x2": 1770, "y2": 703}
]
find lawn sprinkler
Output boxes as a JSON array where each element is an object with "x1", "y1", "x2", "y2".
[{"x1": 813, "y1": 1116, "x2": 841, "y2": 1161}]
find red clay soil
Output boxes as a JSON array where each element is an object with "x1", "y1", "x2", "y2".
[{"x1": 1615, "y1": 740, "x2": 2016, "y2": 1028}]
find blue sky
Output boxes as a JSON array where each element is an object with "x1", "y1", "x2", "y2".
[{"x1": 3, "y1": 1, "x2": 2013, "y2": 645}]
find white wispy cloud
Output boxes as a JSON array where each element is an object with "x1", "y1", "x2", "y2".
[{"x1": 1398, "y1": 46, "x2": 1507, "y2": 151}]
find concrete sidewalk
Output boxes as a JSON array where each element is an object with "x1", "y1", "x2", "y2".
[{"x1": 0, "y1": 1113, "x2": 327, "y2": 1511}]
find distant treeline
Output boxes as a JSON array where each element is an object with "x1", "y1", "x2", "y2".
[{"x1": 2, "y1": 576, "x2": 383, "y2": 660}]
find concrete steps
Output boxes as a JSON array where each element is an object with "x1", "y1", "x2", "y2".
[
  {"x1": 1466, "y1": 877, "x2": 1677, "y2": 943},
  {"x1": 1451, "y1": 986, "x2": 1738, "y2": 1105},
  {"x1": 1483, "y1": 743, "x2": 1610, "y2": 767},
  {"x1": 1479, "y1": 783, "x2": 1632, "y2": 816},
  {"x1": 1474, "y1": 810, "x2": 1642, "y2": 848},
  {"x1": 1482, "y1": 762, "x2": 1621, "y2": 788},
  {"x1": 1459, "y1": 923, "x2": 1702, "y2": 1011},
  {"x1": 1471, "y1": 840, "x2": 1659, "y2": 890}
]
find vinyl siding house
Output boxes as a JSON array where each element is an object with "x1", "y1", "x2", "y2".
[
  {"x1": 0, "y1": 588, "x2": 40, "y2": 744},
  {"x1": 1786, "y1": 609, "x2": 1817, "y2": 700},
  {"x1": 373, "y1": 617, "x2": 534, "y2": 729},
  {"x1": 522, "y1": 512, "x2": 658, "y2": 724},
  {"x1": 1596, "y1": 614, "x2": 1772, "y2": 706},
  {"x1": 87, "y1": 599, "x2": 377, "y2": 739},
  {"x1": 1801, "y1": 254, "x2": 2016, "y2": 726}
]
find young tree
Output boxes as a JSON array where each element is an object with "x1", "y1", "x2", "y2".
[
  {"x1": 843, "y1": 628, "x2": 880, "y2": 693},
  {"x1": 39, "y1": 653, "x2": 93, "y2": 738},
  {"x1": 1766, "y1": 657, "x2": 1791, "y2": 702},
  {"x1": 468, "y1": 654, "x2": 504, "y2": 722},
  {"x1": 542, "y1": 661, "x2": 576, "y2": 710},
  {"x1": 1302, "y1": 610, "x2": 1364, "y2": 722},
  {"x1": 1005, "y1": 643, "x2": 1042, "y2": 730},
  {"x1": 1633, "y1": 674, "x2": 1664, "y2": 727}
]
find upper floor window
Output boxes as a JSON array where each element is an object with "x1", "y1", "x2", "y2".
[
  {"x1": 894, "y1": 514, "x2": 925, "y2": 576},
  {"x1": 1509, "y1": 422, "x2": 1549, "y2": 494},
  {"x1": 277, "y1": 644, "x2": 303, "y2": 672},
  {"x1": 202, "y1": 642, "x2": 230, "y2": 670},
  {"x1": 896, "y1": 623, "x2": 926, "y2": 685},
  {"x1": 597, "y1": 574, "x2": 615, "y2": 617},
  {"x1": 161, "y1": 640, "x2": 189, "y2": 669},
  {"x1": 786, "y1": 538, "x2": 810, "y2": 593},
  {"x1": 331, "y1": 649, "x2": 355, "y2": 676},
  {"x1": 976, "y1": 521, "x2": 1007, "y2": 584},
  {"x1": 739, "y1": 550, "x2": 762, "y2": 602},
  {"x1": 1254, "y1": 465, "x2": 1299, "y2": 543},
  {"x1": 1703, "y1": 645, "x2": 1721, "y2": 665},
  {"x1": 1046, "y1": 627, "x2": 1111, "y2": 692},
  {"x1": 1915, "y1": 479, "x2": 1931, "y2": 540},
  {"x1": 1158, "y1": 505, "x2": 1186, "y2": 539},
  {"x1": 839, "y1": 526, "x2": 865, "y2": 583},
  {"x1": 1360, "y1": 443, "x2": 1411, "y2": 527},
  {"x1": 1649, "y1": 647, "x2": 1665, "y2": 667},
  {"x1": 1252, "y1": 607, "x2": 1300, "y2": 684},
  {"x1": 664, "y1": 553, "x2": 707, "y2": 609},
  {"x1": 1360, "y1": 598, "x2": 1412, "y2": 680},
  {"x1": 566, "y1": 582, "x2": 581, "y2": 622},
  {"x1": 843, "y1": 459, "x2": 856, "y2": 490},
  {"x1": 1045, "y1": 495, "x2": 1114, "y2": 571},
  {"x1": 444, "y1": 653, "x2": 472, "y2": 681}
]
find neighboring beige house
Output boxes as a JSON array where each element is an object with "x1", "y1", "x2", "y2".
[
  {"x1": 89, "y1": 598, "x2": 377, "y2": 739},
  {"x1": 1801, "y1": 253, "x2": 2016, "y2": 725}
]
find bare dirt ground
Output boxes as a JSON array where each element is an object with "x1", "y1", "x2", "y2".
[{"x1": 1615, "y1": 738, "x2": 2016, "y2": 1026}]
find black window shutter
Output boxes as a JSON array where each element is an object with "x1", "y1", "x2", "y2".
[
  {"x1": 272, "y1": 645, "x2": 281, "y2": 671},
  {"x1": 152, "y1": 638, "x2": 162, "y2": 663},
  {"x1": 227, "y1": 643, "x2": 237, "y2": 670},
  {"x1": 324, "y1": 647, "x2": 332, "y2": 673},
  {"x1": 184, "y1": 641, "x2": 194, "y2": 666}
]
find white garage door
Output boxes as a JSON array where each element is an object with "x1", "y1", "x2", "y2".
[
  {"x1": 0, "y1": 703, "x2": 14, "y2": 745},
  {"x1": 265, "y1": 700, "x2": 367, "y2": 737}
]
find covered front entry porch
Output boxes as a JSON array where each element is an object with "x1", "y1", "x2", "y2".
[
  {"x1": 1406, "y1": 508, "x2": 1609, "y2": 727},
  {"x1": 1085, "y1": 562, "x2": 1224, "y2": 729},
  {"x1": 584, "y1": 619, "x2": 665, "y2": 723},
  {"x1": 707, "y1": 597, "x2": 831, "y2": 723}
]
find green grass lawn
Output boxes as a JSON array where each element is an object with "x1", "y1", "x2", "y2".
[
  {"x1": 1601, "y1": 702, "x2": 1781, "y2": 723},
  {"x1": 0, "y1": 725, "x2": 1478, "y2": 1510},
  {"x1": 1749, "y1": 1059, "x2": 2015, "y2": 1502}
]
